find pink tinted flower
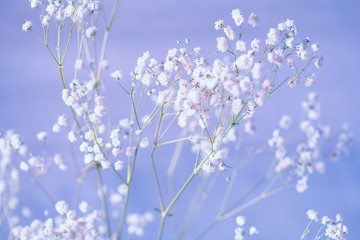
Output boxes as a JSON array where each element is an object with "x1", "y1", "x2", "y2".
[
  {"x1": 248, "y1": 13, "x2": 258, "y2": 27},
  {"x1": 85, "y1": 26, "x2": 97, "y2": 38},
  {"x1": 266, "y1": 28, "x2": 279, "y2": 45},
  {"x1": 235, "y1": 54, "x2": 253, "y2": 70},
  {"x1": 94, "y1": 105, "x2": 106, "y2": 117},
  {"x1": 236, "y1": 40, "x2": 246, "y2": 51},
  {"x1": 224, "y1": 26, "x2": 235, "y2": 40},
  {"x1": 231, "y1": 9, "x2": 244, "y2": 26},
  {"x1": 216, "y1": 37, "x2": 228, "y2": 52}
]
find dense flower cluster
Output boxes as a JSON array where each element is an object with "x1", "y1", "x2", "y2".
[
  {"x1": 12, "y1": 201, "x2": 105, "y2": 239},
  {"x1": 301, "y1": 210, "x2": 348, "y2": 240}
]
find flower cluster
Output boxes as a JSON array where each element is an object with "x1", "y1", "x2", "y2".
[
  {"x1": 266, "y1": 92, "x2": 353, "y2": 193},
  {"x1": 13, "y1": 3, "x2": 354, "y2": 240},
  {"x1": 12, "y1": 200, "x2": 105, "y2": 239},
  {"x1": 234, "y1": 216, "x2": 259, "y2": 240},
  {"x1": 301, "y1": 210, "x2": 348, "y2": 240}
]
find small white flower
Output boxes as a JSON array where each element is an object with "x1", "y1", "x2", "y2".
[
  {"x1": 55, "y1": 201, "x2": 68, "y2": 215},
  {"x1": 37, "y1": 131, "x2": 48, "y2": 141},
  {"x1": 111, "y1": 70, "x2": 123, "y2": 80},
  {"x1": 22, "y1": 21, "x2": 33, "y2": 32},
  {"x1": 236, "y1": 216, "x2": 246, "y2": 226}
]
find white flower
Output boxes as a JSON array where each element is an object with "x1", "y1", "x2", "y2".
[
  {"x1": 22, "y1": 21, "x2": 32, "y2": 32},
  {"x1": 85, "y1": 26, "x2": 97, "y2": 38},
  {"x1": 216, "y1": 37, "x2": 228, "y2": 52},
  {"x1": 114, "y1": 160, "x2": 124, "y2": 171},
  {"x1": 37, "y1": 131, "x2": 48, "y2": 141},
  {"x1": 111, "y1": 70, "x2": 123, "y2": 80},
  {"x1": 55, "y1": 201, "x2": 68, "y2": 215},
  {"x1": 236, "y1": 216, "x2": 246, "y2": 226}
]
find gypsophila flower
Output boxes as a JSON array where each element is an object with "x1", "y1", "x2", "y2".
[
  {"x1": 216, "y1": 37, "x2": 228, "y2": 52},
  {"x1": 249, "y1": 226, "x2": 259, "y2": 235},
  {"x1": 111, "y1": 70, "x2": 123, "y2": 80},
  {"x1": 55, "y1": 201, "x2": 68, "y2": 215},
  {"x1": 236, "y1": 40, "x2": 246, "y2": 51},
  {"x1": 307, "y1": 209, "x2": 320, "y2": 221},
  {"x1": 232, "y1": 9, "x2": 244, "y2": 26},
  {"x1": 224, "y1": 25, "x2": 235, "y2": 40},
  {"x1": 248, "y1": 13, "x2": 258, "y2": 27},
  {"x1": 236, "y1": 216, "x2": 246, "y2": 226},
  {"x1": 36, "y1": 131, "x2": 47, "y2": 141},
  {"x1": 114, "y1": 160, "x2": 124, "y2": 171},
  {"x1": 86, "y1": 26, "x2": 97, "y2": 38},
  {"x1": 22, "y1": 21, "x2": 32, "y2": 32},
  {"x1": 214, "y1": 19, "x2": 224, "y2": 30}
]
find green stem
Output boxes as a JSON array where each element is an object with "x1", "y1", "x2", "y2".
[{"x1": 95, "y1": 164, "x2": 112, "y2": 239}]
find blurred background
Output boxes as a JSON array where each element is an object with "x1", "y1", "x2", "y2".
[{"x1": 0, "y1": 0, "x2": 359, "y2": 239}]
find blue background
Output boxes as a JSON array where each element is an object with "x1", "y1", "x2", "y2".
[{"x1": 0, "y1": 0, "x2": 359, "y2": 239}]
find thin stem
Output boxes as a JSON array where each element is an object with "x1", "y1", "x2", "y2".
[
  {"x1": 157, "y1": 152, "x2": 213, "y2": 239},
  {"x1": 95, "y1": 163, "x2": 112, "y2": 239},
  {"x1": 156, "y1": 137, "x2": 190, "y2": 147},
  {"x1": 151, "y1": 105, "x2": 166, "y2": 212}
]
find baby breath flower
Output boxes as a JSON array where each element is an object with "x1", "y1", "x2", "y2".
[
  {"x1": 231, "y1": 9, "x2": 244, "y2": 26},
  {"x1": 125, "y1": 147, "x2": 135, "y2": 157},
  {"x1": 214, "y1": 19, "x2": 224, "y2": 30},
  {"x1": 94, "y1": 105, "x2": 106, "y2": 117},
  {"x1": 296, "y1": 176, "x2": 308, "y2": 193},
  {"x1": 305, "y1": 74, "x2": 316, "y2": 87},
  {"x1": 29, "y1": 0, "x2": 40, "y2": 9},
  {"x1": 249, "y1": 226, "x2": 259, "y2": 235},
  {"x1": 86, "y1": 26, "x2": 97, "y2": 38},
  {"x1": 314, "y1": 56, "x2": 324, "y2": 68},
  {"x1": 286, "y1": 37, "x2": 294, "y2": 48},
  {"x1": 251, "y1": 62, "x2": 262, "y2": 79},
  {"x1": 22, "y1": 21, "x2": 32, "y2": 32},
  {"x1": 279, "y1": 115, "x2": 292, "y2": 129},
  {"x1": 236, "y1": 40, "x2": 246, "y2": 51},
  {"x1": 36, "y1": 131, "x2": 48, "y2": 141},
  {"x1": 307, "y1": 209, "x2": 320, "y2": 221},
  {"x1": 248, "y1": 13, "x2": 258, "y2": 27},
  {"x1": 216, "y1": 37, "x2": 228, "y2": 52},
  {"x1": 139, "y1": 137, "x2": 149, "y2": 148},
  {"x1": 193, "y1": 47, "x2": 201, "y2": 55},
  {"x1": 46, "y1": 3, "x2": 57, "y2": 16},
  {"x1": 266, "y1": 28, "x2": 279, "y2": 46},
  {"x1": 235, "y1": 54, "x2": 253, "y2": 70},
  {"x1": 311, "y1": 42, "x2": 319, "y2": 52},
  {"x1": 336, "y1": 214, "x2": 343, "y2": 222},
  {"x1": 19, "y1": 161, "x2": 29, "y2": 171},
  {"x1": 52, "y1": 123, "x2": 61, "y2": 133},
  {"x1": 111, "y1": 70, "x2": 123, "y2": 80},
  {"x1": 55, "y1": 201, "x2": 68, "y2": 215},
  {"x1": 231, "y1": 99, "x2": 242, "y2": 115},
  {"x1": 251, "y1": 38, "x2": 260, "y2": 52},
  {"x1": 236, "y1": 216, "x2": 246, "y2": 226},
  {"x1": 224, "y1": 26, "x2": 235, "y2": 40},
  {"x1": 114, "y1": 160, "x2": 124, "y2": 171},
  {"x1": 321, "y1": 216, "x2": 331, "y2": 225},
  {"x1": 79, "y1": 201, "x2": 89, "y2": 213},
  {"x1": 67, "y1": 131, "x2": 77, "y2": 142},
  {"x1": 84, "y1": 153, "x2": 94, "y2": 164}
]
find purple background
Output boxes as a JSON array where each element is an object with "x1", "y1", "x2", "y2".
[{"x1": 1, "y1": 0, "x2": 359, "y2": 239}]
